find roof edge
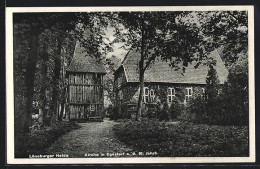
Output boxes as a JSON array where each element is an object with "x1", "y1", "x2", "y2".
[
  {"x1": 66, "y1": 70, "x2": 106, "y2": 74},
  {"x1": 113, "y1": 65, "x2": 123, "y2": 75},
  {"x1": 122, "y1": 64, "x2": 129, "y2": 82},
  {"x1": 121, "y1": 49, "x2": 132, "y2": 64}
]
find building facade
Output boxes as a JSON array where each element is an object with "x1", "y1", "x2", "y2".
[
  {"x1": 67, "y1": 41, "x2": 106, "y2": 121},
  {"x1": 114, "y1": 48, "x2": 228, "y2": 118}
]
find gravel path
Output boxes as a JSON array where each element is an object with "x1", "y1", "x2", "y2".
[{"x1": 46, "y1": 119, "x2": 132, "y2": 158}]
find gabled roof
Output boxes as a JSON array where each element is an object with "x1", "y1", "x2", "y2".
[
  {"x1": 118, "y1": 48, "x2": 228, "y2": 84},
  {"x1": 67, "y1": 41, "x2": 106, "y2": 74},
  {"x1": 106, "y1": 55, "x2": 122, "y2": 74}
]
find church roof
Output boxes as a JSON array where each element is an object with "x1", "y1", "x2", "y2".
[
  {"x1": 67, "y1": 41, "x2": 106, "y2": 74},
  {"x1": 116, "y1": 48, "x2": 228, "y2": 84}
]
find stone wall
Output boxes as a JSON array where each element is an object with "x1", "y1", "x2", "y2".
[{"x1": 115, "y1": 82, "x2": 207, "y2": 116}]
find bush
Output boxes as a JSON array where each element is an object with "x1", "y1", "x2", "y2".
[
  {"x1": 113, "y1": 120, "x2": 249, "y2": 157},
  {"x1": 159, "y1": 102, "x2": 170, "y2": 121},
  {"x1": 169, "y1": 97, "x2": 184, "y2": 120},
  {"x1": 186, "y1": 56, "x2": 249, "y2": 126},
  {"x1": 183, "y1": 91, "x2": 248, "y2": 126},
  {"x1": 119, "y1": 104, "x2": 128, "y2": 118},
  {"x1": 213, "y1": 93, "x2": 248, "y2": 126},
  {"x1": 172, "y1": 122, "x2": 249, "y2": 157},
  {"x1": 15, "y1": 121, "x2": 81, "y2": 157},
  {"x1": 141, "y1": 104, "x2": 149, "y2": 117},
  {"x1": 106, "y1": 105, "x2": 113, "y2": 118},
  {"x1": 155, "y1": 102, "x2": 162, "y2": 119},
  {"x1": 226, "y1": 53, "x2": 248, "y2": 125},
  {"x1": 182, "y1": 96, "x2": 207, "y2": 123},
  {"x1": 146, "y1": 104, "x2": 158, "y2": 119},
  {"x1": 110, "y1": 106, "x2": 120, "y2": 120}
]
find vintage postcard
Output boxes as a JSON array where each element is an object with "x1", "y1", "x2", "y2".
[{"x1": 6, "y1": 6, "x2": 255, "y2": 164}]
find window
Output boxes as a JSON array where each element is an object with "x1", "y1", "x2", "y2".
[
  {"x1": 185, "y1": 87, "x2": 192, "y2": 103},
  {"x1": 90, "y1": 104, "x2": 95, "y2": 111},
  {"x1": 199, "y1": 88, "x2": 205, "y2": 98},
  {"x1": 167, "y1": 87, "x2": 175, "y2": 103},
  {"x1": 73, "y1": 74, "x2": 76, "y2": 84},
  {"x1": 150, "y1": 89, "x2": 155, "y2": 102},
  {"x1": 143, "y1": 87, "x2": 149, "y2": 103}
]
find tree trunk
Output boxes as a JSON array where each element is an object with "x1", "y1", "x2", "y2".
[
  {"x1": 50, "y1": 39, "x2": 62, "y2": 124},
  {"x1": 58, "y1": 43, "x2": 67, "y2": 122},
  {"x1": 136, "y1": 55, "x2": 145, "y2": 121},
  {"x1": 40, "y1": 43, "x2": 49, "y2": 126},
  {"x1": 59, "y1": 102, "x2": 65, "y2": 121},
  {"x1": 24, "y1": 32, "x2": 40, "y2": 133},
  {"x1": 41, "y1": 90, "x2": 49, "y2": 126},
  {"x1": 136, "y1": 71, "x2": 144, "y2": 121},
  {"x1": 58, "y1": 91, "x2": 65, "y2": 121},
  {"x1": 136, "y1": 23, "x2": 146, "y2": 121}
]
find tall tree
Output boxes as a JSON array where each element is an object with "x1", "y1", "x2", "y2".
[
  {"x1": 13, "y1": 13, "x2": 83, "y2": 131},
  {"x1": 223, "y1": 52, "x2": 249, "y2": 125},
  {"x1": 14, "y1": 14, "x2": 47, "y2": 132},
  {"x1": 199, "y1": 11, "x2": 248, "y2": 67},
  {"x1": 13, "y1": 22, "x2": 32, "y2": 132},
  {"x1": 205, "y1": 63, "x2": 220, "y2": 118},
  {"x1": 111, "y1": 12, "x2": 205, "y2": 120},
  {"x1": 206, "y1": 64, "x2": 220, "y2": 101}
]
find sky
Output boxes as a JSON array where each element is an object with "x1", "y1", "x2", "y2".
[
  {"x1": 101, "y1": 11, "x2": 247, "y2": 61},
  {"x1": 103, "y1": 27, "x2": 128, "y2": 61}
]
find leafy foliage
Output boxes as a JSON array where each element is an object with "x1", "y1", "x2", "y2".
[
  {"x1": 13, "y1": 11, "x2": 249, "y2": 157},
  {"x1": 14, "y1": 13, "x2": 80, "y2": 132},
  {"x1": 110, "y1": 11, "x2": 248, "y2": 120},
  {"x1": 15, "y1": 121, "x2": 80, "y2": 158},
  {"x1": 103, "y1": 55, "x2": 122, "y2": 105},
  {"x1": 14, "y1": 12, "x2": 111, "y2": 132},
  {"x1": 182, "y1": 96, "x2": 207, "y2": 123},
  {"x1": 13, "y1": 13, "x2": 113, "y2": 157},
  {"x1": 110, "y1": 106, "x2": 120, "y2": 120},
  {"x1": 111, "y1": 12, "x2": 207, "y2": 120},
  {"x1": 218, "y1": 53, "x2": 249, "y2": 125},
  {"x1": 206, "y1": 64, "x2": 220, "y2": 100},
  {"x1": 113, "y1": 120, "x2": 249, "y2": 157},
  {"x1": 199, "y1": 11, "x2": 248, "y2": 67},
  {"x1": 159, "y1": 102, "x2": 170, "y2": 121},
  {"x1": 169, "y1": 97, "x2": 184, "y2": 120},
  {"x1": 183, "y1": 54, "x2": 248, "y2": 126}
]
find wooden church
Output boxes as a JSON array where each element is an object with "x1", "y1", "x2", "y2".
[{"x1": 66, "y1": 41, "x2": 106, "y2": 121}]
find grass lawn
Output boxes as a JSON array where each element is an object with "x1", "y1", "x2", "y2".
[
  {"x1": 113, "y1": 119, "x2": 249, "y2": 157},
  {"x1": 15, "y1": 121, "x2": 81, "y2": 158}
]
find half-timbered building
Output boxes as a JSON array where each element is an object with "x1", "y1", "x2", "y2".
[{"x1": 67, "y1": 41, "x2": 106, "y2": 121}]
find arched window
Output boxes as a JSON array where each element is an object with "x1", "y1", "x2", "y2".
[
  {"x1": 167, "y1": 87, "x2": 175, "y2": 103},
  {"x1": 143, "y1": 87, "x2": 149, "y2": 103},
  {"x1": 185, "y1": 87, "x2": 193, "y2": 103},
  {"x1": 150, "y1": 89, "x2": 155, "y2": 102}
]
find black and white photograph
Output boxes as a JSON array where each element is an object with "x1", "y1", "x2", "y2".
[{"x1": 6, "y1": 6, "x2": 255, "y2": 164}]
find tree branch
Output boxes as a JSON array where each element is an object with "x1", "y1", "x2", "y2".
[{"x1": 144, "y1": 52, "x2": 157, "y2": 71}]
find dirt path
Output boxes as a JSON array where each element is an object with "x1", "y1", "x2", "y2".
[{"x1": 46, "y1": 119, "x2": 132, "y2": 158}]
